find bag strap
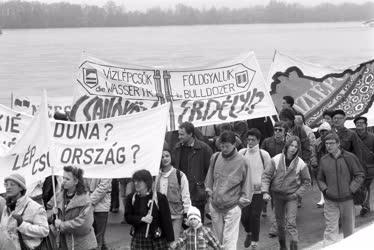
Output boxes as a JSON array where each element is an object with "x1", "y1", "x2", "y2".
[
  {"x1": 244, "y1": 149, "x2": 265, "y2": 169},
  {"x1": 212, "y1": 153, "x2": 220, "y2": 174},
  {"x1": 176, "y1": 169, "x2": 182, "y2": 187}
]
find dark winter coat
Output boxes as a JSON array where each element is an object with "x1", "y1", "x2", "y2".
[
  {"x1": 173, "y1": 138, "x2": 213, "y2": 203},
  {"x1": 317, "y1": 150, "x2": 365, "y2": 202}
]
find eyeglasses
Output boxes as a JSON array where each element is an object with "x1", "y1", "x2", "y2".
[
  {"x1": 325, "y1": 142, "x2": 337, "y2": 145},
  {"x1": 274, "y1": 128, "x2": 284, "y2": 132}
]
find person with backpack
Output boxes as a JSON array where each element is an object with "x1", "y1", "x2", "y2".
[
  {"x1": 156, "y1": 148, "x2": 191, "y2": 238},
  {"x1": 262, "y1": 136, "x2": 311, "y2": 250},
  {"x1": 317, "y1": 133, "x2": 365, "y2": 246},
  {"x1": 1, "y1": 173, "x2": 49, "y2": 250},
  {"x1": 125, "y1": 169, "x2": 174, "y2": 250},
  {"x1": 239, "y1": 128, "x2": 271, "y2": 249},
  {"x1": 205, "y1": 130, "x2": 252, "y2": 250}
]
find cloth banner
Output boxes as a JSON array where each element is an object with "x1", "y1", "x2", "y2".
[
  {"x1": 72, "y1": 53, "x2": 277, "y2": 129},
  {"x1": 0, "y1": 102, "x2": 169, "y2": 193},
  {"x1": 0, "y1": 91, "x2": 52, "y2": 194},
  {"x1": 11, "y1": 94, "x2": 72, "y2": 117},
  {"x1": 50, "y1": 103, "x2": 169, "y2": 178},
  {"x1": 0, "y1": 104, "x2": 33, "y2": 151},
  {"x1": 268, "y1": 51, "x2": 374, "y2": 128}
]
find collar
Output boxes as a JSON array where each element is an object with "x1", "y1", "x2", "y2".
[
  {"x1": 331, "y1": 149, "x2": 342, "y2": 159},
  {"x1": 160, "y1": 167, "x2": 175, "y2": 178},
  {"x1": 247, "y1": 144, "x2": 260, "y2": 154},
  {"x1": 222, "y1": 148, "x2": 237, "y2": 159}
]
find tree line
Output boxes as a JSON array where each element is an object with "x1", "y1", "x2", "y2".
[{"x1": 0, "y1": 0, "x2": 373, "y2": 29}]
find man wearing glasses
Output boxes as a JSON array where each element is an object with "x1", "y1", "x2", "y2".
[
  {"x1": 317, "y1": 133, "x2": 364, "y2": 246},
  {"x1": 261, "y1": 121, "x2": 288, "y2": 238}
]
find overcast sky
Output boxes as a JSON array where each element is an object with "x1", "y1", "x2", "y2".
[{"x1": 15, "y1": 0, "x2": 374, "y2": 11}]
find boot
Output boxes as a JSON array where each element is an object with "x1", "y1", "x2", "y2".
[
  {"x1": 279, "y1": 239, "x2": 287, "y2": 250},
  {"x1": 290, "y1": 241, "x2": 298, "y2": 250}
]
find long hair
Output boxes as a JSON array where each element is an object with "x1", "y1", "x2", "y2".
[
  {"x1": 283, "y1": 135, "x2": 301, "y2": 158},
  {"x1": 63, "y1": 166, "x2": 86, "y2": 195}
]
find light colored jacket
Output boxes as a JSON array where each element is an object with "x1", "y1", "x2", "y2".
[
  {"x1": 262, "y1": 153, "x2": 311, "y2": 198},
  {"x1": 85, "y1": 178, "x2": 111, "y2": 212},
  {"x1": 1, "y1": 196, "x2": 49, "y2": 250},
  {"x1": 0, "y1": 229, "x2": 16, "y2": 250},
  {"x1": 0, "y1": 196, "x2": 5, "y2": 219},
  {"x1": 55, "y1": 191, "x2": 97, "y2": 250}
]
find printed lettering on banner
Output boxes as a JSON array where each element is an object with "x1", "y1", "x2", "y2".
[
  {"x1": 0, "y1": 92, "x2": 52, "y2": 194},
  {"x1": 72, "y1": 53, "x2": 277, "y2": 130},
  {"x1": 0, "y1": 104, "x2": 32, "y2": 150},
  {"x1": 12, "y1": 94, "x2": 73, "y2": 118},
  {"x1": 51, "y1": 103, "x2": 170, "y2": 178}
]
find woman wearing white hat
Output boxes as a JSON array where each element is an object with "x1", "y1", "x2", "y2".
[{"x1": 1, "y1": 173, "x2": 49, "y2": 250}]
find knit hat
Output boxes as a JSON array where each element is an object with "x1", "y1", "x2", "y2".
[
  {"x1": 187, "y1": 206, "x2": 201, "y2": 223},
  {"x1": 318, "y1": 122, "x2": 331, "y2": 132},
  {"x1": 4, "y1": 173, "x2": 26, "y2": 190},
  {"x1": 279, "y1": 108, "x2": 296, "y2": 121}
]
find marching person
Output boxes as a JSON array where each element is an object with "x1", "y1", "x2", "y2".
[
  {"x1": 317, "y1": 133, "x2": 365, "y2": 246},
  {"x1": 1, "y1": 173, "x2": 49, "y2": 250},
  {"x1": 52, "y1": 166, "x2": 97, "y2": 250},
  {"x1": 261, "y1": 121, "x2": 288, "y2": 232},
  {"x1": 157, "y1": 147, "x2": 191, "y2": 238},
  {"x1": 262, "y1": 136, "x2": 311, "y2": 250},
  {"x1": 125, "y1": 169, "x2": 174, "y2": 250},
  {"x1": 85, "y1": 177, "x2": 111, "y2": 249},
  {"x1": 205, "y1": 130, "x2": 252, "y2": 250},
  {"x1": 173, "y1": 122, "x2": 213, "y2": 223},
  {"x1": 170, "y1": 206, "x2": 222, "y2": 250},
  {"x1": 353, "y1": 116, "x2": 374, "y2": 216},
  {"x1": 314, "y1": 122, "x2": 333, "y2": 208},
  {"x1": 239, "y1": 128, "x2": 271, "y2": 249}
]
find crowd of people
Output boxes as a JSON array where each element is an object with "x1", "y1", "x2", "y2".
[{"x1": 1, "y1": 95, "x2": 373, "y2": 250}]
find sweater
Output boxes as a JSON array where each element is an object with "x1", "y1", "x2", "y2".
[
  {"x1": 205, "y1": 150, "x2": 252, "y2": 213},
  {"x1": 239, "y1": 145, "x2": 272, "y2": 193}
]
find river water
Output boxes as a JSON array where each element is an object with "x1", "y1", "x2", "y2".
[{"x1": 0, "y1": 22, "x2": 373, "y2": 106}]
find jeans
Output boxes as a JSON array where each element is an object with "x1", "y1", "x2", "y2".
[
  {"x1": 323, "y1": 199, "x2": 354, "y2": 247},
  {"x1": 93, "y1": 212, "x2": 109, "y2": 249},
  {"x1": 210, "y1": 204, "x2": 241, "y2": 250},
  {"x1": 240, "y1": 193, "x2": 264, "y2": 241},
  {"x1": 172, "y1": 218, "x2": 183, "y2": 239},
  {"x1": 273, "y1": 194, "x2": 299, "y2": 242}
]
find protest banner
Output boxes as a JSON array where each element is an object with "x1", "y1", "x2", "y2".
[
  {"x1": 11, "y1": 94, "x2": 72, "y2": 117},
  {"x1": 72, "y1": 53, "x2": 277, "y2": 129},
  {"x1": 0, "y1": 101, "x2": 170, "y2": 193},
  {"x1": 0, "y1": 104, "x2": 32, "y2": 150},
  {"x1": 268, "y1": 51, "x2": 374, "y2": 128},
  {"x1": 0, "y1": 91, "x2": 52, "y2": 194},
  {"x1": 51, "y1": 103, "x2": 170, "y2": 178}
]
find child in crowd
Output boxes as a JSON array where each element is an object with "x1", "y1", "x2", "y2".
[{"x1": 170, "y1": 206, "x2": 222, "y2": 250}]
